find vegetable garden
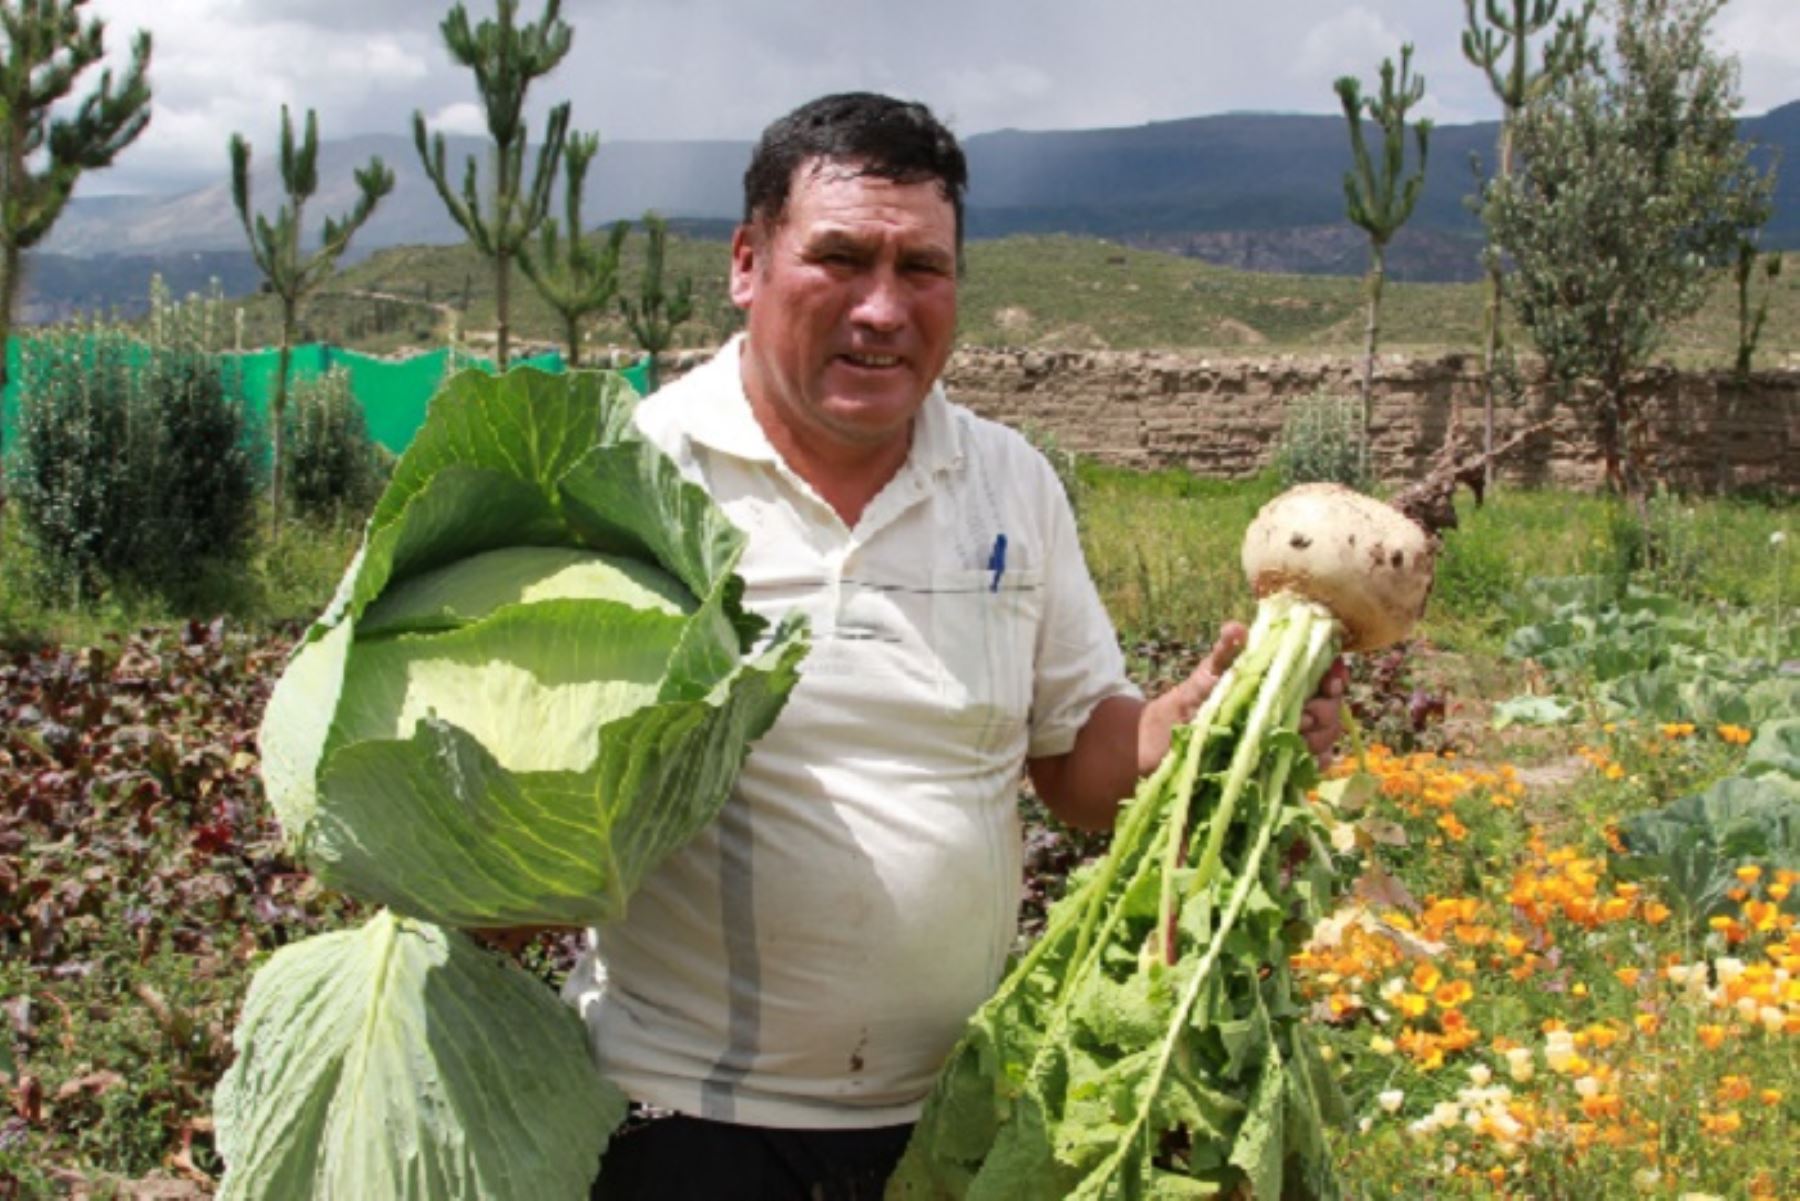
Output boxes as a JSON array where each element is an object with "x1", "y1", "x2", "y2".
[{"x1": 0, "y1": 404, "x2": 1795, "y2": 1197}]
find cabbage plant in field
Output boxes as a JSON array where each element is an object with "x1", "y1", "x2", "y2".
[{"x1": 214, "y1": 367, "x2": 808, "y2": 1200}]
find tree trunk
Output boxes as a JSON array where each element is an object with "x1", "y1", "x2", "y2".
[
  {"x1": 644, "y1": 350, "x2": 661, "y2": 395},
  {"x1": 0, "y1": 239, "x2": 17, "y2": 510},
  {"x1": 1481, "y1": 122, "x2": 1516, "y2": 491},
  {"x1": 564, "y1": 313, "x2": 581, "y2": 369},
  {"x1": 1359, "y1": 243, "x2": 1387, "y2": 484},
  {"x1": 271, "y1": 304, "x2": 296, "y2": 534},
  {"x1": 496, "y1": 253, "x2": 512, "y2": 371}
]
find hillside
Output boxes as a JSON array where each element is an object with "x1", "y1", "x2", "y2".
[
  {"x1": 32, "y1": 101, "x2": 1797, "y2": 306},
  {"x1": 209, "y1": 231, "x2": 1798, "y2": 368}
]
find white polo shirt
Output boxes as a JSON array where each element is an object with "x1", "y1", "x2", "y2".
[{"x1": 564, "y1": 336, "x2": 1136, "y2": 1128}]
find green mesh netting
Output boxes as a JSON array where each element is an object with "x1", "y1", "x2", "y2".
[{"x1": 1, "y1": 339, "x2": 651, "y2": 456}]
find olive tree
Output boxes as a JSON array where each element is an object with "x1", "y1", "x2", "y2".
[{"x1": 1487, "y1": 0, "x2": 1772, "y2": 499}]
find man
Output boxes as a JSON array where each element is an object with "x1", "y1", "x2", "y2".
[{"x1": 566, "y1": 92, "x2": 1342, "y2": 1200}]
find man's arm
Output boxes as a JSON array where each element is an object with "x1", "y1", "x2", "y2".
[{"x1": 1027, "y1": 623, "x2": 1346, "y2": 833}]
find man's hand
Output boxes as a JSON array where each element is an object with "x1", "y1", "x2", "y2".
[
  {"x1": 1139, "y1": 621, "x2": 1348, "y2": 775},
  {"x1": 1033, "y1": 621, "x2": 1350, "y2": 834}
]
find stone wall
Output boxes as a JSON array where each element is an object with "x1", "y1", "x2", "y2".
[{"x1": 652, "y1": 347, "x2": 1799, "y2": 494}]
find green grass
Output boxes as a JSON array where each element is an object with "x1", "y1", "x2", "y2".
[
  {"x1": 1075, "y1": 468, "x2": 1795, "y2": 655},
  {"x1": 0, "y1": 503, "x2": 361, "y2": 650}
]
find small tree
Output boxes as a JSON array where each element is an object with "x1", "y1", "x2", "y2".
[
  {"x1": 0, "y1": 0, "x2": 150, "y2": 466},
  {"x1": 231, "y1": 105, "x2": 393, "y2": 527},
  {"x1": 1487, "y1": 0, "x2": 1773, "y2": 499},
  {"x1": 518, "y1": 130, "x2": 626, "y2": 368},
  {"x1": 1733, "y1": 239, "x2": 1782, "y2": 382},
  {"x1": 1335, "y1": 45, "x2": 1432, "y2": 481},
  {"x1": 620, "y1": 212, "x2": 693, "y2": 392},
  {"x1": 1462, "y1": 0, "x2": 1592, "y2": 484},
  {"x1": 414, "y1": 0, "x2": 571, "y2": 371}
]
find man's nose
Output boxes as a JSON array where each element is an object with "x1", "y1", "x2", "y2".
[{"x1": 849, "y1": 268, "x2": 906, "y2": 331}]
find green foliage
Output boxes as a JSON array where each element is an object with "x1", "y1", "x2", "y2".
[
  {"x1": 5, "y1": 306, "x2": 255, "y2": 604},
  {"x1": 895, "y1": 597, "x2": 1348, "y2": 1198},
  {"x1": 1462, "y1": 0, "x2": 1593, "y2": 475},
  {"x1": 1486, "y1": 0, "x2": 1774, "y2": 495},
  {"x1": 620, "y1": 212, "x2": 696, "y2": 391},
  {"x1": 1273, "y1": 393, "x2": 1369, "y2": 490},
  {"x1": 0, "y1": 0, "x2": 151, "y2": 408},
  {"x1": 231, "y1": 103, "x2": 393, "y2": 522},
  {"x1": 413, "y1": 0, "x2": 572, "y2": 369},
  {"x1": 281, "y1": 368, "x2": 388, "y2": 524},
  {"x1": 1502, "y1": 578, "x2": 1799, "y2": 726},
  {"x1": 1613, "y1": 772, "x2": 1800, "y2": 924},
  {"x1": 518, "y1": 131, "x2": 627, "y2": 367},
  {"x1": 229, "y1": 368, "x2": 808, "y2": 1196}
]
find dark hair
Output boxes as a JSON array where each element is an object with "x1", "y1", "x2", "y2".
[{"x1": 742, "y1": 92, "x2": 968, "y2": 247}]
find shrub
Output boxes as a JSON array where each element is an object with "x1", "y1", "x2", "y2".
[
  {"x1": 5, "y1": 290, "x2": 257, "y2": 603},
  {"x1": 282, "y1": 368, "x2": 387, "y2": 523},
  {"x1": 1274, "y1": 392, "x2": 1369, "y2": 490}
]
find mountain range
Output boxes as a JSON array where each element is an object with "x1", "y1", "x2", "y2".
[{"x1": 19, "y1": 101, "x2": 1797, "y2": 322}]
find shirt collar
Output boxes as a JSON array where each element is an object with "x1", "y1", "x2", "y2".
[{"x1": 686, "y1": 333, "x2": 964, "y2": 478}]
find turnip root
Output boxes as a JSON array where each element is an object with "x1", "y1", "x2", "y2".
[{"x1": 891, "y1": 486, "x2": 1435, "y2": 1201}]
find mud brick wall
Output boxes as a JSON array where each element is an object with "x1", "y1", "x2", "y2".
[
  {"x1": 651, "y1": 348, "x2": 1799, "y2": 495},
  {"x1": 940, "y1": 350, "x2": 1799, "y2": 495}
]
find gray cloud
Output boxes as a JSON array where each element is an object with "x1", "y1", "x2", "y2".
[{"x1": 79, "y1": 0, "x2": 1798, "y2": 196}]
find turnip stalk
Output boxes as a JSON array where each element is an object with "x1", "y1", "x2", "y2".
[{"x1": 890, "y1": 484, "x2": 1437, "y2": 1201}]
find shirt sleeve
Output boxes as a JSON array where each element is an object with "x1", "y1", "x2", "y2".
[{"x1": 1026, "y1": 462, "x2": 1141, "y2": 759}]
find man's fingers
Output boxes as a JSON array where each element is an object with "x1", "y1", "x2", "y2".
[{"x1": 1207, "y1": 621, "x2": 1249, "y2": 675}]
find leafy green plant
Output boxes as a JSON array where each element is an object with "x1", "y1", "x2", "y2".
[
  {"x1": 1273, "y1": 392, "x2": 1369, "y2": 490},
  {"x1": 216, "y1": 367, "x2": 809, "y2": 1198},
  {"x1": 894, "y1": 595, "x2": 1350, "y2": 1199},
  {"x1": 281, "y1": 367, "x2": 388, "y2": 524},
  {"x1": 6, "y1": 298, "x2": 255, "y2": 604},
  {"x1": 1613, "y1": 774, "x2": 1800, "y2": 923}
]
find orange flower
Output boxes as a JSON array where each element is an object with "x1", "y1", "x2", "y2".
[
  {"x1": 1633, "y1": 1013, "x2": 1660, "y2": 1036},
  {"x1": 1717, "y1": 723, "x2": 1753, "y2": 745},
  {"x1": 1643, "y1": 901, "x2": 1671, "y2": 925},
  {"x1": 1615, "y1": 967, "x2": 1642, "y2": 988},
  {"x1": 1434, "y1": 980, "x2": 1474, "y2": 1009},
  {"x1": 1697, "y1": 1024, "x2": 1729, "y2": 1050}
]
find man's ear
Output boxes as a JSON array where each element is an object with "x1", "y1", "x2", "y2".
[{"x1": 728, "y1": 222, "x2": 758, "y2": 310}]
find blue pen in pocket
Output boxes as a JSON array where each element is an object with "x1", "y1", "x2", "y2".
[{"x1": 988, "y1": 533, "x2": 1008, "y2": 592}]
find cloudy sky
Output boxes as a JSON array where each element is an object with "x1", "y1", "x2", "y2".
[{"x1": 81, "y1": 0, "x2": 1800, "y2": 195}]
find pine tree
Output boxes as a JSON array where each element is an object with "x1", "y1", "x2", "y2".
[
  {"x1": 414, "y1": 0, "x2": 571, "y2": 371},
  {"x1": 231, "y1": 105, "x2": 393, "y2": 527},
  {"x1": 0, "y1": 0, "x2": 150, "y2": 469},
  {"x1": 518, "y1": 131, "x2": 626, "y2": 368},
  {"x1": 1463, "y1": 0, "x2": 1592, "y2": 484},
  {"x1": 620, "y1": 212, "x2": 693, "y2": 393},
  {"x1": 1336, "y1": 45, "x2": 1432, "y2": 482}
]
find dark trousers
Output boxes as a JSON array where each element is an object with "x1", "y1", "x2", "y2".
[{"x1": 590, "y1": 1114, "x2": 914, "y2": 1201}]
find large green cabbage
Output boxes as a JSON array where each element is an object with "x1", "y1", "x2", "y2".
[{"x1": 216, "y1": 368, "x2": 808, "y2": 1200}]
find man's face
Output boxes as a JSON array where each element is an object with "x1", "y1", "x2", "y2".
[{"x1": 730, "y1": 159, "x2": 959, "y2": 455}]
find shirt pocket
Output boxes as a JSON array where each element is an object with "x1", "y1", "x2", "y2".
[{"x1": 929, "y1": 566, "x2": 1045, "y2": 726}]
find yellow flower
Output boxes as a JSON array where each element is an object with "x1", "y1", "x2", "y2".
[
  {"x1": 1697, "y1": 1024, "x2": 1728, "y2": 1050},
  {"x1": 1735, "y1": 864, "x2": 1764, "y2": 884}
]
